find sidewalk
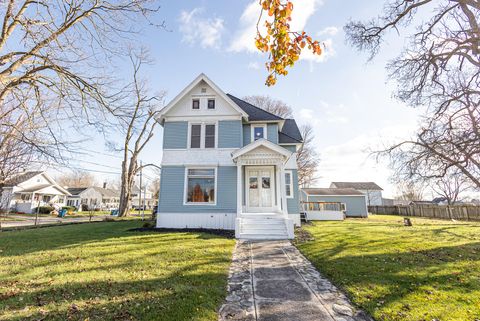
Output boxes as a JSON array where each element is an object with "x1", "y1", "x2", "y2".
[
  {"x1": 0, "y1": 214, "x2": 109, "y2": 229},
  {"x1": 219, "y1": 240, "x2": 372, "y2": 321}
]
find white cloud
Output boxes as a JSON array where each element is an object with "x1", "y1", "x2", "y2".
[
  {"x1": 318, "y1": 26, "x2": 339, "y2": 36},
  {"x1": 179, "y1": 8, "x2": 224, "y2": 49},
  {"x1": 247, "y1": 61, "x2": 260, "y2": 70},
  {"x1": 229, "y1": 0, "x2": 323, "y2": 53}
]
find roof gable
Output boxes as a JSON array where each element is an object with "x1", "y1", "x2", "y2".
[
  {"x1": 157, "y1": 73, "x2": 248, "y2": 123},
  {"x1": 3, "y1": 171, "x2": 43, "y2": 187},
  {"x1": 232, "y1": 138, "x2": 292, "y2": 160}
]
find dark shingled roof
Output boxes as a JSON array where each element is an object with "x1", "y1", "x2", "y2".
[
  {"x1": 331, "y1": 182, "x2": 383, "y2": 191},
  {"x1": 279, "y1": 119, "x2": 302, "y2": 143},
  {"x1": 303, "y1": 188, "x2": 365, "y2": 196},
  {"x1": 226, "y1": 94, "x2": 283, "y2": 121},
  {"x1": 3, "y1": 171, "x2": 43, "y2": 187},
  {"x1": 67, "y1": 187, "x2": 88, "y2": 196},
  {"x1": 226, "y1": 94, "x2": 303, "y2": 144}
]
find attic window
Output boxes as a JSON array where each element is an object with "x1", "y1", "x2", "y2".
[
  {"x1": 207, "y1": 99, "x2": 215, "y2": 109},
  {"x1": 192, "y1": 99, "x2": 200, "y2": 109},
  {"x1": 201, "y1": 87, "x2": 207, "y2": 93}
]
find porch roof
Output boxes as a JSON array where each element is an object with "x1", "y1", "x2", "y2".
[{"x1": 231, "y1": 139, "x2": 292, "y2": 165}]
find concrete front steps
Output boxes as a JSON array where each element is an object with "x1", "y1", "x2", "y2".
[{"x1": 235, "y1": 214, "x2": 294, "y2": 240}]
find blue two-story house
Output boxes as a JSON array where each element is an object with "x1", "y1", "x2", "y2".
[{"x1": 156, "y1": 74, "x2": 303, "y2": 239}]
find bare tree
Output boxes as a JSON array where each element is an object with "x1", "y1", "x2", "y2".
[
  {"x1": 431, "y1": 169, "x2": 471, "y2": 205},
  {"x1": 57, "y1": 170, "x2": 97, "y2": 188},
  {"x1": 297, "y1": 124, "x2": 319, "y2": 187},
  {"x1": 109, "y1": 49, "x2": 164, "y2": 217},
  {"x1": 242, "y1": 95, "x2": 319, "y2": 186},
  {"x1": 243, "y1": 95, "x2": 293, "y2": 118},
  {"x1": 394, "y1": 181, "x2": 425, "y2": 202},
  {"x1": 0, "y1": 1, "x2": 162, "y2": 181},
  {"x1": 346, "y1": 1, "x2": 480, "y2": 189}
]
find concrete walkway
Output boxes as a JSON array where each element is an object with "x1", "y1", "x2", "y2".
[{"x1": 219, "y1": 240, "x2": 372, "y2": 321}]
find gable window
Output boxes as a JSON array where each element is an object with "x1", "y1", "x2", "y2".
[
  {"x1": 205, "y1": 124, "x2": 216, "y2": 148},
  {"x1": 190, "y1": 124, "x2": 201, "y2": 148},
  {"x1": 207, "y1": 99, "x2": 215, "y2": 109},
  {"x1": 285, "y1": 171, "x2": 293, "y2": 198},
  {"x1": 251, "y1": 124, "x2": 267, "y2": 141},
  {"x1": 189, "y1": 123, "x2": 216, "y2": 149},
  {"x1": 185, "y1": 168, "x2": 216, "y2": 204},
  {"x1": 192, "y1": 99, "x2": 200, "y2": 109}
]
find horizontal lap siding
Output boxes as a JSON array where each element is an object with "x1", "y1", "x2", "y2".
[
  {"x1": 158, "y1": 166, "x2": 237, "y2": 213},
  {"x1": 163, "y1": 122, "x2": 187, "y2": 149},
  {"x1": 218, "y1": 120, "x2": 242, "y2": 148},
  {"x1": 287, "y1": 170, "x2": 300, "y2": 214},
  {"x1": 267, "y1": 124, "x2": 278, "y2": 144},
  {"x1": 242, "y1": 124, "x2": 251, "y2": 146},
  {"x1": 306, "y1": 195, "x2": 368, "y2": 217}
]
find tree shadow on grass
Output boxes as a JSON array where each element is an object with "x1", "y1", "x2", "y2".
[
  {"x1": 299, "y1": 241, "x2": 480, "y2": 320},
  {"x1": 0, "y1": 221, "x2": 231, "y2": 257},
  {"x1": 0, "y1": 266, "x2": 230, "y2": 321}
]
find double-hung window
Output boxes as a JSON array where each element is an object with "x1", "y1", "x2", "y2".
[
  {"x1": 190, "y1": 123, "x2": 216, "y2": 148},
  {"x1": 190, "y1": 124, "x2": 202, "y2": 148},
  {"x1": 186, "y1": 168, "x2": 216, "y2": 204},
  {"x1": 285, "y1": 171, "x2": 293, "y2": 198}
]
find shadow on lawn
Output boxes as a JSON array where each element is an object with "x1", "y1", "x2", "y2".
[
  {"x1": 300, "y1": 240, "x2": 480, "y2": 320},
  {"x1": 0, "y1": 221, "x2": 229, "y2": 257},
  {"x1": 1, "y1": 264, "x2": 229, "y2": 321}
]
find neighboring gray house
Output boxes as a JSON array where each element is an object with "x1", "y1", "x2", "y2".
[
  {"x1": 156, "y1": 74, "x2": 303, "y2": 239},
  {"x1": 300, "y1": 188, "x2": 368, "y2": 217},
  {"x1": 67, "y1": 187, "x2": 120, "y2": 211},
  {"x1": 330, "y1": 182, "x2": 383, "y2": 206}
]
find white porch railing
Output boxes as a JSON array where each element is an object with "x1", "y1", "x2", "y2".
[{"x1": 301, "y1": 202, "x2": 345, "y2": 221}]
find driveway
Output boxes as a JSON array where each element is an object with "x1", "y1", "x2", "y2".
[{"x1": 219, "y1": 240, "x2": 372, "y2": 321}]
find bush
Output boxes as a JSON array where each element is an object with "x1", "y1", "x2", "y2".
[
  {"x1": 62, "y1": 206, "x2": 76, "y2": 214},
  {"x1": 142, "y1": 221, "x2": 154, "y2": 228},
  {"x1": 33, "y1": 206, "x2": 54, "y2": 214},
  {"x1": 81, "y1": 204, "x2": 89, "y2": 211}
]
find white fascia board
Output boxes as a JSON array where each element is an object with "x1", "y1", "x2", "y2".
[
  {"x1": 231, "y1": 138, "x2": 292, "y2": 159},
  {"x1": 157, "y1": 73, "x2": 249, "y2": 124}
]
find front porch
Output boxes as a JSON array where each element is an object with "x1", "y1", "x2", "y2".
[{"x1": 232, "y1": 139, "x2": 295, "y2": 239}]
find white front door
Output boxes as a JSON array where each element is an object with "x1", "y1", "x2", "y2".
[{"x1": 246, "y1": 166, "x2": 275, "y2": 212}]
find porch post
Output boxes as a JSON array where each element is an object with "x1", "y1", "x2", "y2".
[
  {"x1": 236, "y1": 163, "x2": 242, "y2": 215},
  {"x1": 279, "y1": 164, "x2": 288, "y2": 218},
  {"x1": 275, "y1": 164, "x2": 282, "y2": 213}
]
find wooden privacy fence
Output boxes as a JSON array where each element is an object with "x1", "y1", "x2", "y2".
[{"x1": 368, "y1": 205, "x2": 480, "y2": 221}]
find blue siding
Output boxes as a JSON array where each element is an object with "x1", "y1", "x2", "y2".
[
  {"x1": 267, "y1": 124, "x2": 278, "y2": 144},
  {"x1": 242, "y1": 124, "x2": 251, "y2": 146},
  {"x1": 301, "y1": 193, "x2": 368, "y2": 217},
  {"x1": 287, "y1": 169, "x2": 300, "y2": 214},
  {"x1": 281, "y1": 145, "x2": 297, "y2": 152},
  {"x1": 218, "y1": 120, "x2": 242, "y2": 148},
  {"x1": 163, "y1": 122, "x2": 187, "y2": 149},
  {"x1": 158, "y1": 166, "x2": 237, "y2": 213}
]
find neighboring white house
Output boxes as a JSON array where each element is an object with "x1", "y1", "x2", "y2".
[
  {"x1": 0, "y1": 171, "x2": 70, "y2": 213},
  {"x1": 156, "y1": 73, "x2": 303, "y2": 239},
  {"x1": 131, "y1": 185, "x2": 156, "y2": 209},
  {"x1": 66, "y1": 186, "x2": 120, "y2": 211},
  {"x1": 330, "y1": 182, "x2": 384, "y2": 206}
]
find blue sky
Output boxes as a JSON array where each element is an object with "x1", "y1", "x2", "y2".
[{"x1": 54, "y1": 0, "x2": 423, "y2": 197}]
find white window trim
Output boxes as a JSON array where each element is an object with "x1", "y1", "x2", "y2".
[
  {"x1": 192, "y1": 98, "x2": 200, "y2": 110},
  {"x1": 251, "y1": 124, "x2": 267, "y2": 142},
  {"x1": 207, "y1": 98, "x2": 216, "y2": 109},
  {"x1": 183, "y1": 166, "x2": 218, "y2": 206},
  {"x1": 187, "y1": 122, "x2": 218, "y2": 149},
  {"x1": 285, "y1": 170, "x2": 294, "y2": 199}
]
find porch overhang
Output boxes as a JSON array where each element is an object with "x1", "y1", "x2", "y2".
[{"x1": 231, "y1": 139, "x2": 292, "y2": 166}]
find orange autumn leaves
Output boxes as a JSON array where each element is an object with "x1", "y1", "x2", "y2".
[{"x1": 255, "y1": 0, "x2": 322, "y2": 86}]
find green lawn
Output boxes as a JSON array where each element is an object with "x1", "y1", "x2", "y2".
[
  {"x1": 297, "y1": 215, "x2": 480, "y2": 321},
  {"x1": 0, "y1": 221, "x2": 235, "y2": 321}
]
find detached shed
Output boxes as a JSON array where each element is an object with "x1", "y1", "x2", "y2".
[{"x1": 300, "y1": 188, "x2": 368, "y2": 218}]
